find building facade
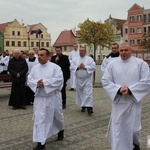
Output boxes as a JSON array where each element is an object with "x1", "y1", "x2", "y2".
[
  {"x1": 123, "y1": 3, "x2": 150, "y2": 59},
  {"x1": 0, "y1": 19, "x2": 51, "y2": 53}
]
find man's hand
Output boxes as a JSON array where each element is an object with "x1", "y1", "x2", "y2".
[
  {"x1": 120, "y1": 86, "x2": 130, "y2": 95},
  {"x1": 37, "y1": 79, "x2": 44, "y2": 88},
  {"x1": 16, "y1": 73, "x2": 20, "y2": 78}
]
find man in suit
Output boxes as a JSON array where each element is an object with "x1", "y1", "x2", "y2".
[{"x1": 51, "y1": 47, "x2": 70, "y2": 109}]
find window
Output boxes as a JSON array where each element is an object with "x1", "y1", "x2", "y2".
[
  {"x1": 46, "y1": 42, "x2": 49, "y2": 47},
  {"x1": 144, "y1": 27, "x2": 147, "y2": 34},
  {"x1": 64, "y1": 46, "x2": 67, "y2": 51},
  {"x1": 148, "y1": 14, "x2": 150, "y2": 22},
  {"x1": 130, "y1": 28, "x2": 135, "y2": 34},
  {"x1": 6, "y1": 41, "x2": 9, "y2": 46},
  {"x1": 23, "y1": 41, "x2": 27, "y2": 47},
  {"x1": 18, "y1": 41, "x2": 21, "y2": 47},
  {"x1": 36, "y1": 42, "x2": 39, "y2": 47},
  {"x1": 12, "y1": 41, "x2": 15, "y2": 46},
  {"x1": 125, "y1": 40, "x2": 128, "y2": 43},
  {"x1": 137, "y1": 15, "x2": 142, "y2": 21},
  {"x1": 130, "y1": 40, "x2": 135, "y2": 46},
  {"x1": 125, "y1": 29, "x2": 128, "y2": 34},
  {"x1": 41, "y1": 34, "x2": 43, "y2": 38},
  {"x1": 12, "y1": 31, "x2": 15, "y2": 35},
  {"x1": 144, "y1": 14, "x2": 146, "y2": 23},
  {"x1": 130, "y1": 16, "x2": 134, "y2": 22},
  {"x1": 41, "y1": 42, "x2": 44, "y2": 47},
  {"x1": 137, "y1": 39, "x2": 141, "y2": 44},
  {"x1": 31, "y1": 42, "x2": 34, "y2": 47},
  {"x1": 18, "y1": 31, "x2": 20, "y2": 36},
  {"x1": 137, "y1": 27, "x2": 142, "y2": 33},
  {"x1": 36, "y1": 34, "x2": 38, "y2": 38}
]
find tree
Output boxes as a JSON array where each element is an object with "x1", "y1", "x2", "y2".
[
  {"x1": 139, "y1": 34, "x2": 150, "y2": 51},
  {"x1": 77, "y1": 18, "x2": 114, "y2": 85}
]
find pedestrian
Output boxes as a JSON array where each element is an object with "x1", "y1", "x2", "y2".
[
  {"x1": 101, "y1": 43, "x2": 119, "y2": 74},
  {"x1": 68, "y1": 44, "x2": 79, "y2": 91},
  {"x1": 8, "y1": 49, "x2": 28, "y2": 110},
  {"x1": 26, "y1": 50, "x2": 39, "y2": 105},
  {"x1": 70, "y1": 46, "x2": 96, "y2": 115},
  {"x1": 0, "y1": 51, "x2": 9, "y2": 75},
  {"x1": 101, "y1": 44, "x2": 150, "y2": 150},
  {"x1": 51, "y1": 46, "x2": 70, "y2": 109},
  {"x1": 27, "y1": 48, "x2": 64, "y2": 150}
]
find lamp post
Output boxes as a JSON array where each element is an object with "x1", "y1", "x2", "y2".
[{"x1": 26, "y1": 24, "x2": 30, "y2": 50}]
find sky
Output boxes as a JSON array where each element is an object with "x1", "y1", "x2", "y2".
[{"x1": 0, "y1": 0, "x2": 150, "y2": 45}]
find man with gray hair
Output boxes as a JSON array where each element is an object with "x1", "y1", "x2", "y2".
[{"x1": 8, "y1": 49, "x2": 28, "y2": 110}]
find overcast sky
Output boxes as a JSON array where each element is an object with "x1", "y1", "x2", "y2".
[{"x1": 0, "y1": 0, "x2": 150, "y2": 45}]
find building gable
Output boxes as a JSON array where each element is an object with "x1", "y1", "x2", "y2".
[{"x1": 128, "y1": 3, "x2": 143, "y2": 12}]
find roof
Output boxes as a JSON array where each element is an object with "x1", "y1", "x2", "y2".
[
  {"x1": 53, "y1": 30, "x2": 76, "y2": 47},
  {"x1": 105, "y1": 16, "x2": 126, "y2": 35},
  {"x1": 128, "y1": 3, "x2": 144, "y2": 12},
  {"x1": 0, "y1": 21, "x2": 13, "y2": 32}
]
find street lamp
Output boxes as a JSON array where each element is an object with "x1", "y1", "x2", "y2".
[{"x1": 26, "y1": 24, "x2": 30, "y2": 50}]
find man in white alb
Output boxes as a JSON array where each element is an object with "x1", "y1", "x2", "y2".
[
  {"x1": 70, "y1": 46, "x2": 96, "y2": 115},
  {"x1": 102, "y1": 44, "x2": 150, "y2": 150},
  {"x1": 69, "y1": 44, "x2": 79, "y2": 91},
  {"x1": 27, "y1": 48, "x2": 64, "y2": 150}
]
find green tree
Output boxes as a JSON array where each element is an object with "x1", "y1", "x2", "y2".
[{"x1": 77, "y1": 18, "x2": 114, "y2": 84}]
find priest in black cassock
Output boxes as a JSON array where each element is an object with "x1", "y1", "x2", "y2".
[{"x1": 8, "y1": 49, "x2": 28, "y2": 110}]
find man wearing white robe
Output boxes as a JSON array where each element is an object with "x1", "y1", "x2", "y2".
[
  {"x1": 70, "y1": 46, "x2": 96, "y2": 115},
  {"x1": 101, "y1": 43, "x2": 119, "y2": 74},
  {"x1": 69, "y1": 44, "x2": 79, "y2": 91},
  {"x1": 27, "y1": 48, "x2": 64, "y2": 150},
  {"x1": 102, "y1": 44, "x2": 150, "y2": 150}
]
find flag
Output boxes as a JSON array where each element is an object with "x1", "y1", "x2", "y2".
[{"x1": 31, "y1": 29, "x2": 42, "y2": 35}]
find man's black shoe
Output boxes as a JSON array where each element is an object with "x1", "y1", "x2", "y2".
[
  {"x1": 69, "y1": 88, "x2": 74, "y2": 91},
  {"x1": 81, "y1": 107, "x2": 86, "y2": 112},
  {"x1": 133, "y1": 143, "x2": 140, "y2": 150},
  {"x1": 33, "y1": 143, "x2": 45, "y2": 150},
  {"x1": 62, "y1": 105, "x2": 66, "y2": 109},
  {"x1": 57, "y1": 130, "x2": 64, "y2": 141}
]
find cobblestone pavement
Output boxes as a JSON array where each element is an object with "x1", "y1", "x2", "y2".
[{"x1": 0, "y1": 65, "x2": 150, "y2": 150}]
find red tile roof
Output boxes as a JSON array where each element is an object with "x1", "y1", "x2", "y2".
[
  {"x1": 53, "y1": 30, "x2": 76, "y2": 47},
  {"x1": 0, "y1": 21, "x2": 13, "y2": 32}
]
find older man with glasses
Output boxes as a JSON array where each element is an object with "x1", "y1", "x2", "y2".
[{"x1": 101, "y1": 43, "x2": 119, "y2": 74}]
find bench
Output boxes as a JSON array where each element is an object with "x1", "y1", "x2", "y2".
[{"x1": 0, "y1": 74, "x2": 12, "y2": 88}]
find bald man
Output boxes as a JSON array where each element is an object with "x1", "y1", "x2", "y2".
[{"x1": 102, "y1": 44, "x2": 150, "y2": 150}]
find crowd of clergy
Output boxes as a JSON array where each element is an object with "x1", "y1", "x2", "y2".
[{"x1": 0, "y1": 42, "x2": 150, "y2": 150}]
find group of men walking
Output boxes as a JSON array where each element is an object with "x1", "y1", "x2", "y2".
[{"x1": 3, "y1": 42, "x2": 150, "y2": 150}]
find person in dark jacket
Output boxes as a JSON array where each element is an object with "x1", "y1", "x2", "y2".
[
  {"x1": 8, "y1": 49, "x2": 28, "y2": 110},
  {"x1": 51, "y1": 47, "x2": 70, "y2": 109}
]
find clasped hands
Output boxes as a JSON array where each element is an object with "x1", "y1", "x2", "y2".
[
  {"x1": 119, "y1": 86, "x2": 130, "y2": 95},
  {"x1": 37, "y1": 79, "x2": 44, "y2": 88},
  {"x1": 78, "y1": 63, "x2": 86, "y2": 69}
]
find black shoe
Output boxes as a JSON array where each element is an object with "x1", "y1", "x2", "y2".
[
  {"x1": 133, "y1": 143, "x2": 140, "y2": 150},
  {"x1": 20, "y1": 106, "x2": 26, "y2": 110},
  {"x1": 57, "y1": 130, "x2": 64, "y2": 141},
  {"x1": 69, "y1": 88, "x2": 74, "y2": 91},
  {"x1": 87, "y1": 110, "x2": 93, "y2": 115},
  {"x1": 33, "y1": 143, "x2": 45, "y2": 150},
  {"x1": 62, "y1": 105, "x2": 66, "y2": 109},
  {"x1": 87, "y1": 107, "x2": 93, "y2": 115},
  {"x1": 81, "y1": 107, "x2": 86, "y2": 112}
]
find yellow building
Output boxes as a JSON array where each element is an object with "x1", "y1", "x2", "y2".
[{"x1": 0, "y1": 19, "x2": 51, "y2": 53}]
